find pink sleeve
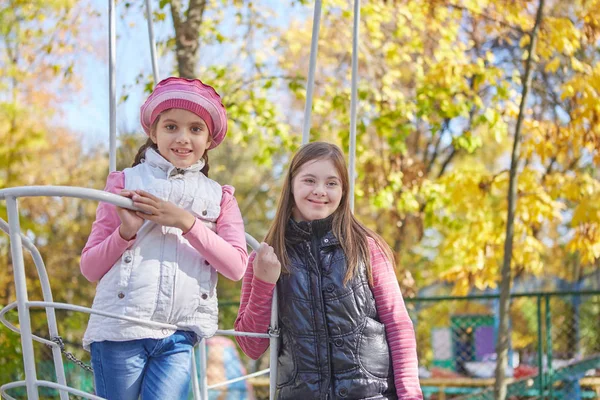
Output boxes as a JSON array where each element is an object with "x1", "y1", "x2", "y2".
[
  {"x1": 234, "y1": 252, "x2": 276, "y2": 359},
  {"x1": 80, "y1": 172, "x2": 136, "y2": 282},
  {"x1": 369, "y1": 238, "x2": 423, "y2": 399},
  {"x1": 182, "y1": 185, "x2": 248, "y2": 281}
]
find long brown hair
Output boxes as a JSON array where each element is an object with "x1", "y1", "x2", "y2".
[
  {"x1": 264, "y1": 142, "x2": 395, "y2": 285},
  {"x1": 132, "y1": 111, "x2": 210, "y2": 176}
]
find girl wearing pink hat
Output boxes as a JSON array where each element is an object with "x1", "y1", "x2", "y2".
[{"x1": 80, "y1": 77, "x2": 248, "y2": 399}]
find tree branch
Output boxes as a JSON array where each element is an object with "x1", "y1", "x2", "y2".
[
  {"x1": 446, "y1": 2, "x2": 526, "y2": 34},
  {"x1": 495, "y1": 0, "x2": 546, "y2": 398}
]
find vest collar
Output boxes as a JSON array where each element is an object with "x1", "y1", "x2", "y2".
[
  {"x1": 144, "y1": 147, "x2": 206, "y2": 177},
  {"x1": 286, "y1": 215, "x2": 338, "y2": 246}
]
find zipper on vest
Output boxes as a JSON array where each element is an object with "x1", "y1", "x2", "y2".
[{"x1": 309, "y1": 238, "x2": 334, "y2": 398}]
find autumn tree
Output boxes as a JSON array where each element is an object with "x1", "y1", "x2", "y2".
[
  {"x1": 276, "y1": 0, "x2": 600, "y2": 295},
  {"x1": 0, "y1": 0, "x2": 105, "y2": 387}
]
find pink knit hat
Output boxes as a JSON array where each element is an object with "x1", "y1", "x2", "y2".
[{"x1": 140, "y1": 77, "x2": 228, "y2": 149}]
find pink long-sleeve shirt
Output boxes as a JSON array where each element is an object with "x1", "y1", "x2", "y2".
[
  {"x1": 234, "y1": 237, "x2": 423, "y2": 399},
  {"x1": 81, "y1": 171, "x2": 248, "y2": 282}
]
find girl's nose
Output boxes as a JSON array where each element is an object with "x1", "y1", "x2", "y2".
[
  {"x1": 175, "y1": 131, "x2": 190, "y2": 143},
  {"x1": 313, "y1": 185, "x2": 326, "y2": 196}
]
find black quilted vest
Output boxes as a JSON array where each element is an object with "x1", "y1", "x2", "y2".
[{"x1": 275, "y1": 217, "x2": 397, "y2": 399}]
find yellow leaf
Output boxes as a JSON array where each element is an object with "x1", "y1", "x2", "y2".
[{"x1": 545, "y1": 57, "x2": 561, "y2": 73}]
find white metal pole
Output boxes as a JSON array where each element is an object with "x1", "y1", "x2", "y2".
[
  {"x1": 0, "y1": 219, "x2": 68, "y2": 400},
  {"x1": 108, "y1": 0, "x2": 117, "y2": 172},
  {"x1": 269, "y1": 290, "x2": 279, "y2": 400},
  {"x1": 144, "y1": 0, "x2": 160, "y2": 84},
  {"x1": 198, "y1": 338, "x2": 208, "y2": 400},
  {"x1": 7, "y1": 197, "x2": 39, "y2": 400},
  {"x1": 349, "y1": 0, "x2": 360, "y2": 212},
  {"x1": 191, "y1": 346, "x2": 201, "y2": 399},
  {"x1": 301, "y1": 0, "x2": 323, "y2": 145},
  {"x1": 31, "y1": 243, "x2": 69, "y2": 400}
]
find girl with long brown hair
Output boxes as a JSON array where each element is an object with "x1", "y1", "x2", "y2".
[{"x1": 235, "y1": 142, "x2": 422, "y2": 399}]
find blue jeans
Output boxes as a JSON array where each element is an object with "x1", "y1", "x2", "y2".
[{"x1": 90, "y1": 330, "x2": 196, "y2": 400}]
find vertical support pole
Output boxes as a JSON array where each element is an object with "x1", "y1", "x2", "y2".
[
  {"x1": 537, "y1": 294, "x2": 544, "y2": 397},
  {"x1": 269, "y1": 290, "x2": 279, "y2": 400},
  {"x1": 348, "y1": 0, "x2": 361, "y2": 212},
  {"x1": 7, "y1": 196, "x2": 39, "y2": 400},
  {"x1": 108, "y1": 0, "x2": 117, "y2": 172},
  {"x1": 301, "y1": 0, "x2": 323, "y2": 144},
  {"x1": 191, "y1": 345, "x2": 200, "y2": 399},
  {"x1": 32, "y1": 248, "x2": 68, "y2": 400},
  {"x1": 546, "y1": 295, "x2": 553, "y2": 399},
  {"x1": 198, "y1": 338, "x2": 208, "y2": 400},
  {"x1": 144, "y1": 0, "x2": 160, "y2": 84}
]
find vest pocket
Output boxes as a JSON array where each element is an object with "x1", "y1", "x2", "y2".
[
  {"x1": 190, "y1": 197, "x2": 220, "y2": 222},
  {"x1": 276, "y1": 330, "x2": 298, "y2": 388},
  {"x1": 357, "y1": 318, "x2": 392, "y2": 379}
]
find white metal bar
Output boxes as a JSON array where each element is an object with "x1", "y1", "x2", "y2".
[
  {"x1": 0, "y1": 186, "x2": 136, "y2": 210},
  {"x1": 144, "y1": 0, "x2": 160, "y2": 84},
  {"x1": 207, "y1": 368, "x2": 270, "y2": 389},
  {"x1": 26, "y1": 301, "x2": 178, "y2": 329},
  {"x1": 269, "y1": 289, "x2": 279, "y2": 400},
  {"x1": 191, "y1": 346, "x2": 201, "y2": 400},
  {"x1": 0, "y1": 384, "x2": 18, "y2": 400},
  {"x1": 301, "y1": 0, "x2": 323, "y2": 144},
  {"x1": 36, "y1": 381, "x2": 105, "y2": 399},
  {"x1": 6, "y1": 197, "x2": 39, "y2": 400},
  {"x1": 198, "y1": 338, "x2": 208, "y2": 400},
  {"x1": 0, "y1": 303, "x2": 61, "y2": 347},
  {"x1": 349, "y1": 0, "x2": 361, "y2": 212},
  {"x1": 245, "y1": 232, "x2": 260, "y2": 251},
  {"x1": 0, "y1": 301, "x2": 275, "y2": 345},
  {"x1": 215, "y1": 328, "x2": 269, "y2": 338},
  {"x1": 108, "y1": 0, "x2": 117, "y2": 172},
  {"x1": 0, "y1": 219, "x2": 68, "y2": 400},
  {"x1": 0, "y1": 380, "x2": 105, "y2": 400}
]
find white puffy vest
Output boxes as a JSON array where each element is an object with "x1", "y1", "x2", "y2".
[{"x1": 83, "y1": 149, "x2": 222, "y2": 349}]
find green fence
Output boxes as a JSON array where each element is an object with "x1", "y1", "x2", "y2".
[{"x1": 406, "y1": 290, "x2": 600, "y2": 400}]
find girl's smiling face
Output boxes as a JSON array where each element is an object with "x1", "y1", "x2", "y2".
[
  {"x1": 151, "y1": 108, "x2": 211, "y2": 168},
  {"x1": 291, "y1": 159, "x2": 343, "y2": 222}
]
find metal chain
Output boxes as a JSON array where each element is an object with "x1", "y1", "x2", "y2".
[{"x1": 49, "y1": 336, "x2": 94, "y2": 372}]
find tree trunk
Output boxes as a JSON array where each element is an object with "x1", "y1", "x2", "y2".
[
  {"x1": 494, "y1": 1, "x2": 545, "y2": 399},
  {"x1": 169, "y1": 0, "x2": 207, "y2": 78}
]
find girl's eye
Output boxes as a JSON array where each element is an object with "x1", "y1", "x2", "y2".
[
  {"x1": 191, "y1": 126, "x2": 204, "y2": 134},
  {"x1": 327, "y1": 181, "x2": 339, "y2": 187},
  {"x1": 165, "y1": 124, "x2": 177, "y2": 131},
  {"x1": 305, "y1": 179, "x2": 315, "y2": 184}
]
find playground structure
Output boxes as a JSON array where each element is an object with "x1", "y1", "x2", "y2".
[
  {"x1": 0, "y1": 186, "x2": 280, "y2": 400},
  {"x1": 1, "y1": 0, "x2": 600, "y2": 398}
]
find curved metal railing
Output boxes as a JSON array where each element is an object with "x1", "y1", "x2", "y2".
[{"x1": 0, "y1": 186, "x2": 278, "y2": 400}]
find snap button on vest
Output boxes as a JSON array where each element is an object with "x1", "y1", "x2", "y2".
[
  {"x1": 201, "y1": 293, "x2": 208, "y2": 300},
  {"x1": 202, "y1": 209, "x2": 207, "y2": 216},
  {"x1": 117, "y1": 292, "x2": 125, "y2": 299},
  {"x1": 334, "y1": 338, "x2": 344, "y2": 347},
  {"x1": 124, "y1": 255, "x2": 132, "y2": 263},
  {"x1": 326, "y1": 283, "x2": 335, "y2": 293},
  {"x1": 338, "y1": 387, "x2": 348, "y2": 397}
]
